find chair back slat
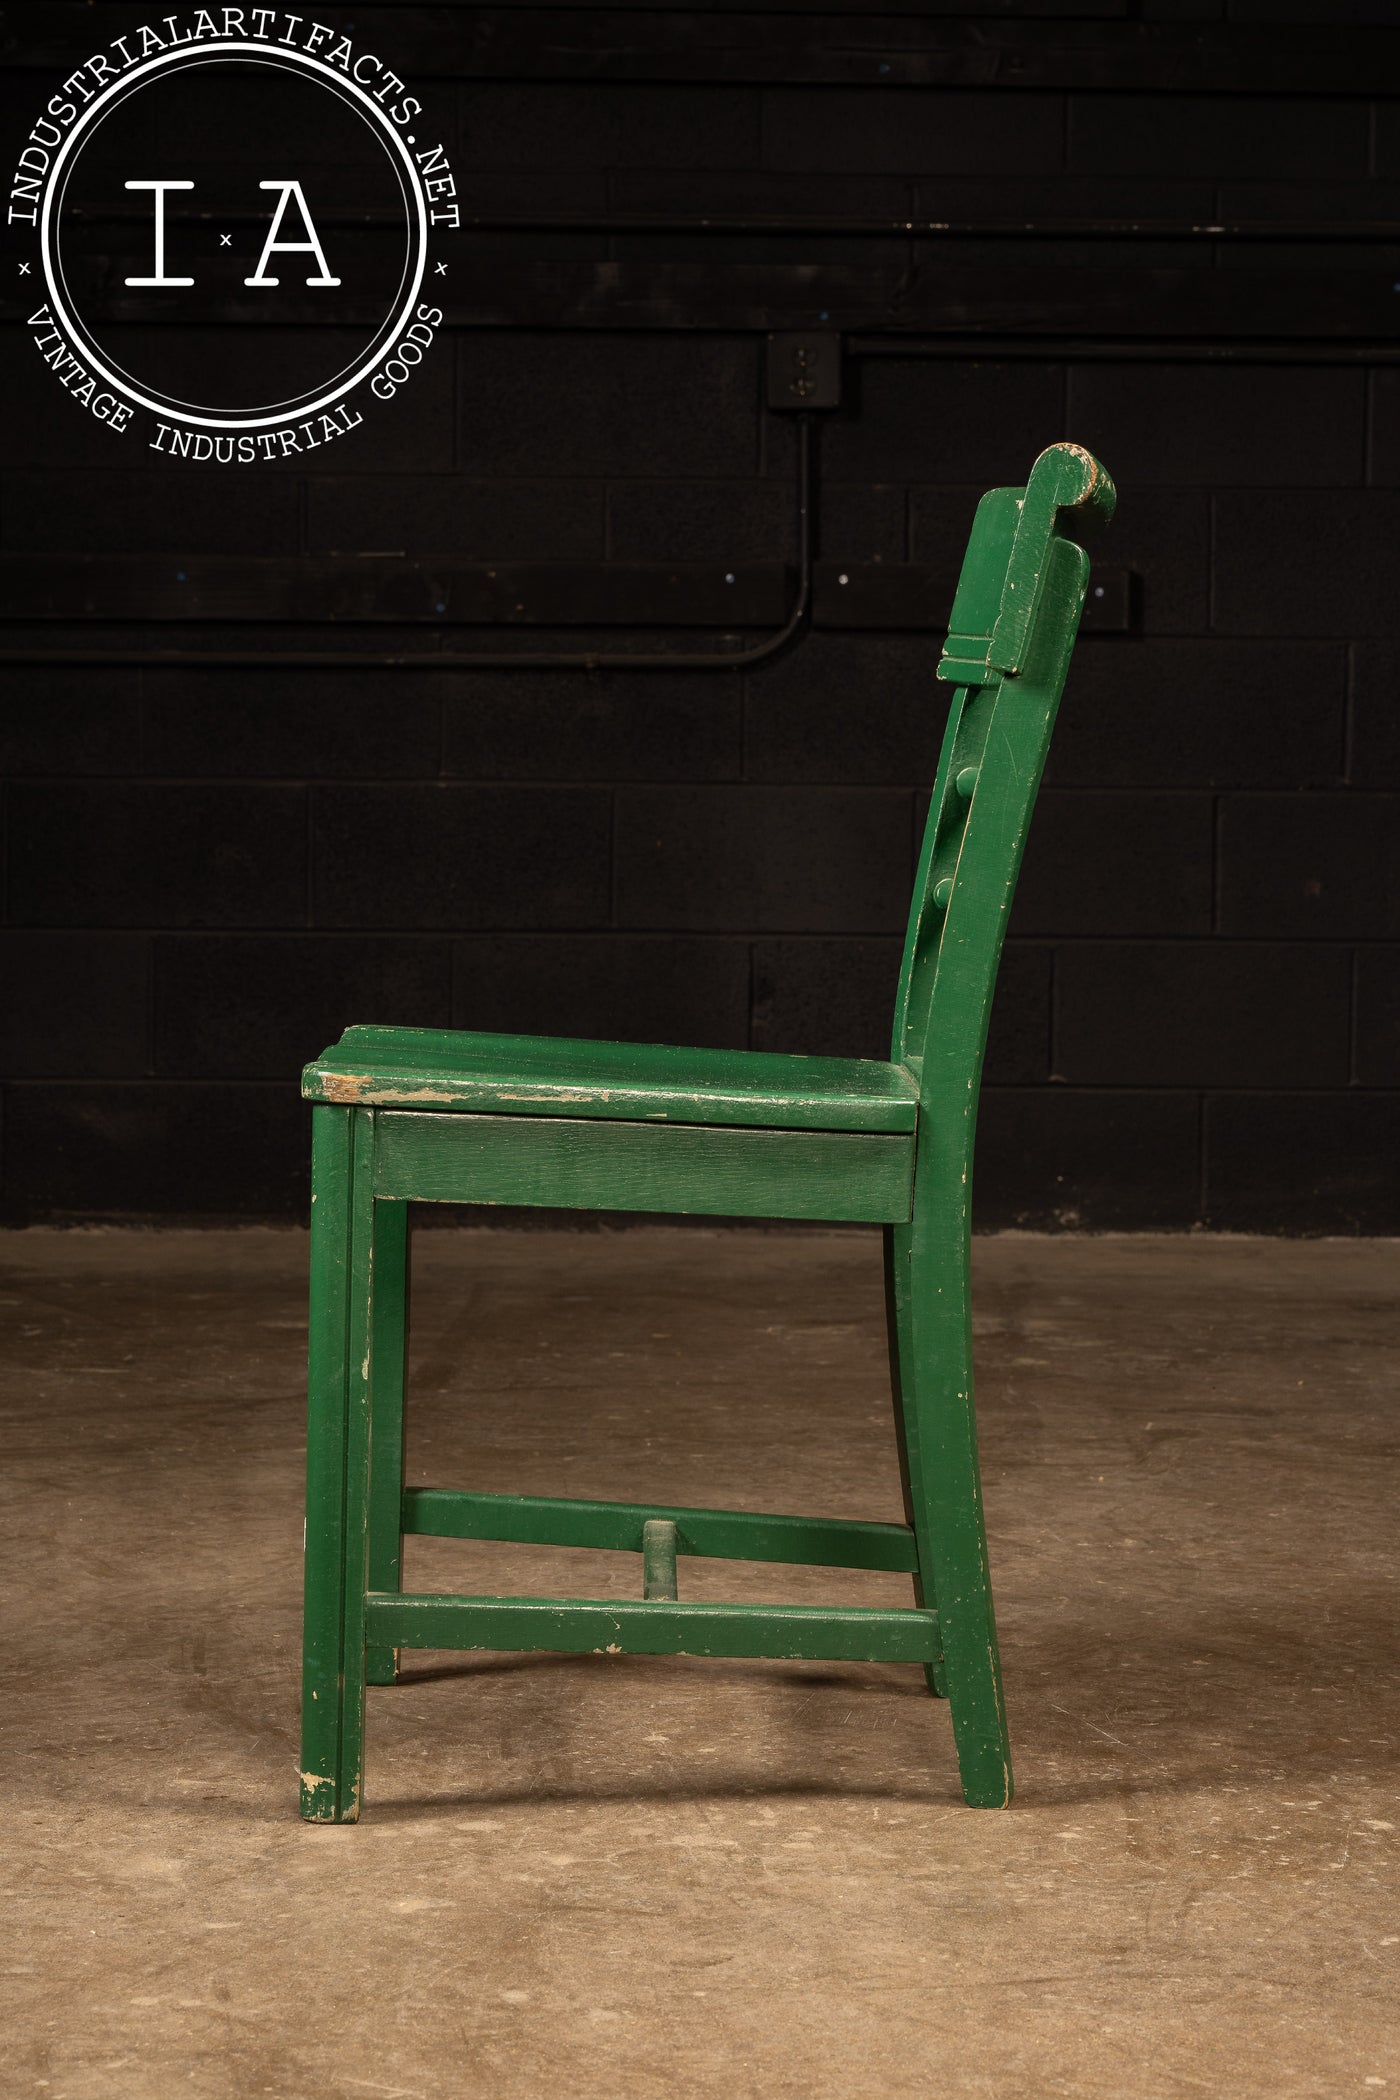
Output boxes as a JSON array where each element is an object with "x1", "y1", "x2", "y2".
[{"x1": 892, "y1": 444, "x2": 1114, "y2": 1096}]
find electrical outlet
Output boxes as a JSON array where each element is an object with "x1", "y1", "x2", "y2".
[{"x1": 766, "y1": 331, "x2": 842, "y2": 411}]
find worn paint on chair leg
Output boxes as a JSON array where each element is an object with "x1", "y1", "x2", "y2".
[
  {"x1": 328, "y1": 1107, "x2": 378, "y2": 1821},
  {"x1": 895, "y1": 1189, "x2": 1013, "y2": 1809},
  {"x1": 365, "y1": 1200, "x2": 410, "y2": 1687},
  {"x1": 300, "y1": 1105, "x2": 355, "y2": 1822},
  {"x1": 884, "y1": 1225, "x2": 948, "y2": 1698}
]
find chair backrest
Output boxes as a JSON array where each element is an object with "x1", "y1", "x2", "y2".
[{"x1": 891, "y1": 443, "x2": 1115, "y2": 1122}]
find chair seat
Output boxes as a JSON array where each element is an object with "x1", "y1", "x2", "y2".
[{"x1": 302, "y1": 1024, "x2": 919, "y2": 1136}]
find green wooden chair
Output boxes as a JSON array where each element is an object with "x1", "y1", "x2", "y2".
[{"x1": 298, "y1": 441, "x2": 1115, "y2": 1821}]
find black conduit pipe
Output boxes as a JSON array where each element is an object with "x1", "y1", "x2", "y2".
[{"x1": 0, "y1": 417, "x2": 814, "y2": 673}]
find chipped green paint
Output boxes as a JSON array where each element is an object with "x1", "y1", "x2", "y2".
[
  {"x1": 304, "y1": 1030, "x2": 919, "y2": 1133},
  {"x1": 298, "y1": 444, "x2": 1112, "y2": 1821},
  {"x1": 367, "y1": 1594, "x2": 941, "y2": 1666}
]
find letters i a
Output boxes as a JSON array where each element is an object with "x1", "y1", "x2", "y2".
[{"x1": 124, "y1": 178, "x2": 340, "y2": 288}]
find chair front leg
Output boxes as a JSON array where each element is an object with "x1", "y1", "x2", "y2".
[
  {"x1": 890, "y1": 1183, "x2": 1013, "y2": 1808},
  {"x1": 300, "y1": 1105, "x2": 377, "y2": 1823},
  {"x1": 365, "y1": 1200, "x2": 410, "y2": 1686}
]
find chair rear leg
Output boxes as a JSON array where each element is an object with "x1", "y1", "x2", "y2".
[
  {"x1": 890, "y1": 1212, "x2": 1014, "y2": 1808},
  {"x1": 300, "y1": 1106, "x2": 376, "y2": 1823},
  {"x1": 883, "y1": 1225, "x2": 948, "y2": 1698},
  {"x1": 365, "y1": 1201, "x2": 410, "y2": 1687}
]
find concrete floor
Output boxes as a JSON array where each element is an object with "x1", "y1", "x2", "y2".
[{"x1": 3, "y1": 1227, "x2": 1398, "y2": 2100}]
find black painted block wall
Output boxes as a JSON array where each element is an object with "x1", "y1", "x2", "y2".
[{"x1": 3, "y1": 4, "x2": 1399, "y2": 1230}]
